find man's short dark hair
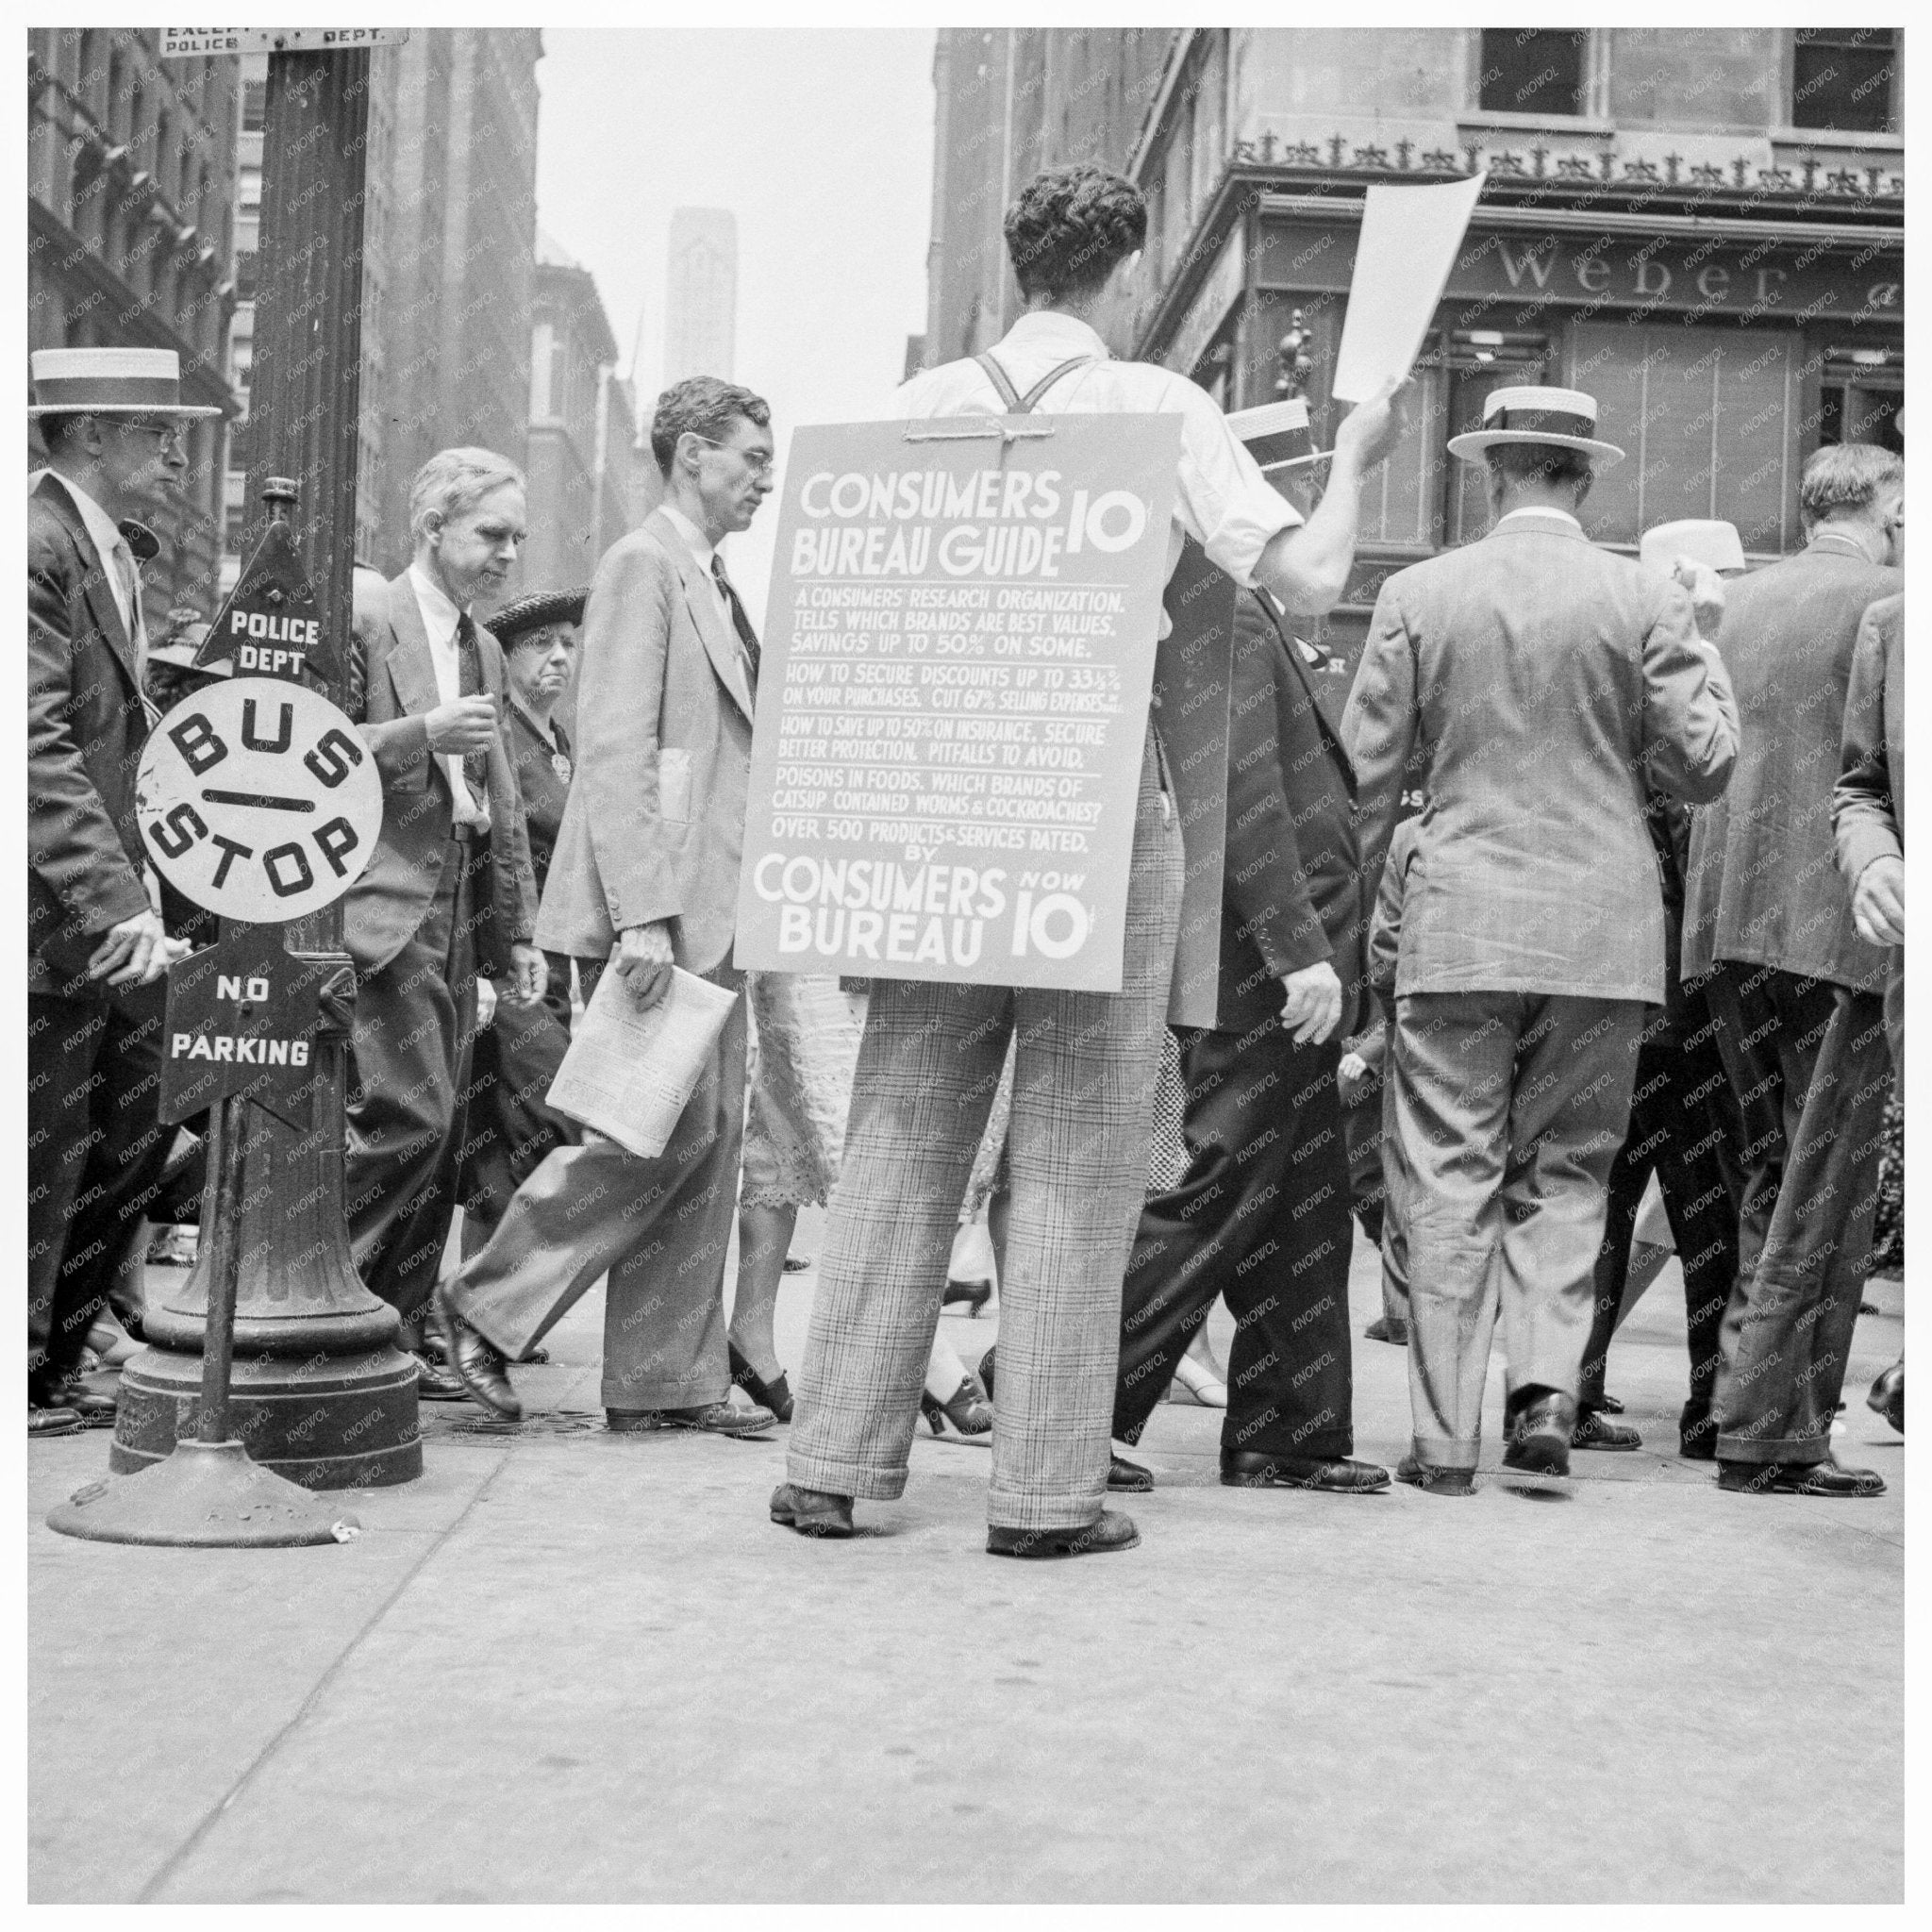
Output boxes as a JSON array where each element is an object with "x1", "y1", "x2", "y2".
[
  {"x1": 1004, "y1": 165, "x2": 1147, "y2": 305},
  {"x1": 1486, "y1": 442, "x2": 1595, "y2": 502},
  {"x1": 650, "y1": 377, "x2": 772, "y2": 478},
  {"x1": 35, "y1": 411, "x2": 90, "y2": 453}
]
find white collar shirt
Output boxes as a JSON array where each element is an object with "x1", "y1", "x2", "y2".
[
  {"x1": 30, "y1": 467, "x2": 147, "y2": 667},
  {"x1": 659, "y1": 504, "x2": 735, "y2": 623},
  {"x1": 408, "y1": 562, "x2": 488, "y2": 828},
  {"x1": 881, "y1": 311, "x2": 1304, "y2": 614},
  {"x1": 1494, "y1": 506, "x2": 1585, "y2": 534}
]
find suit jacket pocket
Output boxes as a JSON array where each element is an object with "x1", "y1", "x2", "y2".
[{"x1": 659, "y1": 747, "x2": 693, "y2": 823}]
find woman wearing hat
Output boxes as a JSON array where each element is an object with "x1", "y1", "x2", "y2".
[{"x1": 453, "y1": 590, "x2": 591, "y2": 1259}]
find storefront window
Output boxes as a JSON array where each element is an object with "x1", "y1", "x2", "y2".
[
  {"x1": 1790, "y1": 28, "x2": 1899, "y2": 135},
  {"x1": 1477, "y1": 29, "x2": 1589, "y2": 117}
]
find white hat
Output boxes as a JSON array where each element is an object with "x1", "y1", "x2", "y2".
[
  {"x1": 28, "y1": 346, "x2": 224, "y2": 419},
  {"x1": 1446, "y1": 385, "x2": 1623, "y2": 468},
  {"x1": 1228, "y1": 397, "x2": 1331, "y2": 472},
  {"x1": 1640, "y1": 520, "x2": 1746, "y2": 576}
]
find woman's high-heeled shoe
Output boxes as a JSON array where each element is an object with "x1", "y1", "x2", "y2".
[
  {"x1": 1170, "y1": 1353, "x2": 1228, "y2": 1408},
  {"x1": 921, "y1": 1372, "x2": 992, "y2": 1437},
  {"x1": 728, "y1": 1342, "x2": 794, "y2": 1423},
  {"x1": 941, "y1": 1279, "x2": 993, "y2": 1316}
]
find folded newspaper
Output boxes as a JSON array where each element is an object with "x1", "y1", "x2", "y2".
[{"x1": 546, "y1": 963, "x2": 739, "y2": 1158}]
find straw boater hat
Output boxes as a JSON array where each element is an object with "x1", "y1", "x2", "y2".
[
  {"x1": 1446, "y1": 385, "x2": 1624, "y2": 469},
  {"x1": 490, "y1": 586, "x2": 589, "y2": 646},
  {"x1": 1228, "y1": 397, "x2": 1331, "y2": 472},
  {"x1": 28, "y1": 346, "x2": 223, "y2": 419}
]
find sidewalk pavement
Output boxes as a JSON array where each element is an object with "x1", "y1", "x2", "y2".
[{"x1": 28, "y1": 1232, "x2": 1903, "y2": 1903}]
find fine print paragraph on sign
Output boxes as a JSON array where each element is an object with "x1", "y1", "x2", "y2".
[{"x1": 734, "y1": 415, "x2": 1181, "y2": 991}]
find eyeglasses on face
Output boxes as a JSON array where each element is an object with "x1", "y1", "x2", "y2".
[
  {"x1": 689, "y1": 433, "x2": 774, "y2": 477},
  {"x1": 112, "y1": 420, "x2": 188, "y2": 454}
]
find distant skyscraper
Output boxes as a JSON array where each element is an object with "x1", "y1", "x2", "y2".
[{"x1": 662, "y1": 207, "x2": 737, "y2": 386}]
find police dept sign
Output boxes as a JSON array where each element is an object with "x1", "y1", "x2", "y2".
[{"x1": 136, "y1": 677, "x2": 383, "y2": 922}]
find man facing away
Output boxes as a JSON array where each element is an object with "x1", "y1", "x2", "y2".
[
  {"x1": 1682, "y1": 444, "x2": 1903, "y2": 1497},
  {"x1": 773, "y1": 163, "x2": 1405, "y2": 1554},
  {"x1": 435, "y1": 379, "x2": 779, "y2": 1436},
  {"x1": 1345, "y1": 386, "x2": 1739, "y2": 1493},
  {"x1": 341, "y1": 450, "x2": 545, "y2": 1387},
  {"x1": 26, "y1": 346, "x2": 211, "y2": 1435}
]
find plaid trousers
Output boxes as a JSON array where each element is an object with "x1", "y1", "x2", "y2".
[{"x1": 787, "y1": 728, "x2": 1183, "y2": 1530}]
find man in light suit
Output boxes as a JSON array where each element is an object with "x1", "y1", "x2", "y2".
[
  {"x1": 1834, "y1": 587, "x2": 1906, "y2": 1437},
  {"x1": 1345, "y1": 386, "x2": 1739, "y2": 1491},
  {"x1": 342, "y1": 449, "x2": 544, "y2": 1378},
  {"x1": 26, "y1": 346, "x2": 212, "y2": 1435},
  {"x1": 434, "y1": 378, "x2": 777, "y2": 1435},
  {"x1": 1683, "y1": 446, "x2": 1902, "y2": 1496}
]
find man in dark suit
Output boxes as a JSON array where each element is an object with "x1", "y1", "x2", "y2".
[
  {"x1": 1834, "y1": 588, "x2": 1906, "y2": 1435},
  {"x1": 1102, "y1": 585, "x2": 1389, "y2": 1491},
  {"x1": 26, "y1": 347, "x2": 217, "y2": 1435},
  {"x1": 1683, "y1": 445, "x2": 1901, "y2": 1497},
  {"x1": 341, "y1": 449, "x2": 543, "y2": 1383}
]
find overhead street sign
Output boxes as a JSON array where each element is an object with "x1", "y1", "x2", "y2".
[
  {"x1": 159, "y1": 28, "x2": 408, "y2": 58},
  {"x1": 136, "y1": 677, "x2": 384, "y2": 924}
]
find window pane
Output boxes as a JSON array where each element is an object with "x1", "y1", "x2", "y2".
[
  {"x1": 1479, "y1": 29, "x2": 1587, "y2": 116},
  {"x1": 1791, "y1": 29, "x2": 1898, "y2": 133}
]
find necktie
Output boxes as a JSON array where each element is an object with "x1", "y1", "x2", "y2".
[
  {"x1": 454, "y1": 612, "x2": 491, "y2": 830},
  {"x1": 711, "y1": 554, "x2": 760, "y2": 694},
  {"x1": 112, "y1": 543, "x2": 162, "y2": 729}
]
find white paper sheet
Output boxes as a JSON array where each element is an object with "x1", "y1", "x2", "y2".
[
  {"x1": 1332, "y1": 174, "x2": 1489, "y2": 403},
  {"x1": 546, "y1": 963, "x2": 739, "y2": 1159}
]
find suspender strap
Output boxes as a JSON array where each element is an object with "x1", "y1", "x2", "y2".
[{"x1": 974, "y1": 351, "x2": 1095, "y2": 415}]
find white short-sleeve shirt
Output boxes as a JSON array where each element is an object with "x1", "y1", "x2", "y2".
[{"x1": 882, "y1": 311, "x2": 1303, "y2": 597}]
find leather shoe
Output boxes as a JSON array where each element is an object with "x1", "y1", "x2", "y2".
[
  {"x1": 1362, "y1": 1315, "x2": 1408, "y2": 1345},
  {"x1": 607, "y1": 1400, "x2": 775, "y2": 1437},
  {"x1": 1394, "y1": 1452, "x2": 1474, "y2": 1495},
  {"x1": 987, "y1": 1510, "x2": 1139, "y2": 1558},
  {"x1": 1221, "y1": 1449, "x2": 1391, "y2": 1491},
  {"x1": 1502, "y1": 1391, "x2": 1576, "y2": 1476},
  {"x1": 1573, "y1": 1407, "x2": 1641, "y2": 1452},
  {"x1": 1108, "y1": 1452, "x2": 1154, "y2": 1492},
  {"x1": 409, "y1": 1350, "x2": 471, "y2": 1402},
  {"x1": 1867, "y1": 1357, "x2": 1904, "y2": 1435},
  {"x1": 32, "y1": 1373, "x2": 115, "y2": 1429},
  {"x1": 1678, "y1": 1407, "x2": 1719, "y2": 1459},
  {"x1": 29, "y1": 1400, "x2": 80, "y2": 1438},
  {"x1": 432, "y1": 1282, "x2": 521, "y2": 1421},
  {"x1": 1595, "y1": 1392, "x2": 1626, "y2": 1415},
  {"x1": 1718, "y1": 1456, "x2": 1886, "y2": 1497},
  {"x1": 975, "y1": 1343, "x2": 997, "y2": 1400},
  {"x1": 770, "y1": 1482, "x2": 855, "y2": 1537}
]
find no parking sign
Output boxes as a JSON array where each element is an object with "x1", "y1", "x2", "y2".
[{"x1": 136, "y1": 677, "x2": 383, "y2": 922}]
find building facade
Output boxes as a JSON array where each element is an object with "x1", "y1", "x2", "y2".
[
  {"x1": 525, "y1": 231, "x2": 655, "y2": 592},
  {"x1": 924, "y1": 27, "x2": 1906, "y2": 662},
  {"x1": 663, "y1": 207, "x2": 738, "y2": 386},
  {"x1": 27, "y1": 29, "x2": 242, "y2": 614}
]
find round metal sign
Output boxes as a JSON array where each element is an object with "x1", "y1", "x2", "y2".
[{"x1": 136, "y1": 677, "x2": 384, "y2": 922}]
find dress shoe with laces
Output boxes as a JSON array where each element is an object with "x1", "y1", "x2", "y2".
[
  {"x1": 770, "y1": 1482, "x2": 855, "y2": 1537},
  {"x1": 409, "y1": 1349, "x2": 471, "y2": 1402},
  {"x1": 1718, "y1": 1456, "x2": 1886, "y2": 1497},
  {"x1": 1108, "y1": 1452, "x2": 1154, "y2": 1492},
  {"x1": 432, "y1": 1283, "x2": 522, "y2": 1421},
  {"x1": 32, "y1": 1374, "x2": 116, "y2": 1429},
  {"x1": 29, "y1": 1400, "x2": 81, "y2": 1438},
  {"x1": 1502, "y1": 1391, "x2": 1576, "y2": 1476},
  {"x1": 607, "y1": 1400, "x2": 775, "y2": 1436},
  {"x1": 1394, "y1": 1452, "x2": 1474, "y2": 1495},
  {"x1": 987, "y1": 1510, "x2": 1139, "y2": 1558},
  {"x1": 1573, "y1": 1407, "x2": 1641, "y2": 1452},
  {"x1": 1222, "y1": 1449, "x2": 1391, "y2": 1491}
]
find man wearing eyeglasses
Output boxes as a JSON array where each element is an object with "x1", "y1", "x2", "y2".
[
  {"x1": 26, "y1": 347, "x2": 214, "y2": 1437},
  {"x1": 433, "y1": 377, "x2": 782, "y2": 1436}
]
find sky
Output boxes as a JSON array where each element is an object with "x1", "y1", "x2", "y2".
[{"x1": 533, "y1": 27, "x2": 939, "y2": 625}]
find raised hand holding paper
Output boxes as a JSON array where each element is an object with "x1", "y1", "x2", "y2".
[{"x1": 1331, "y1": 174, "x2": 1489, "y2": 403}]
